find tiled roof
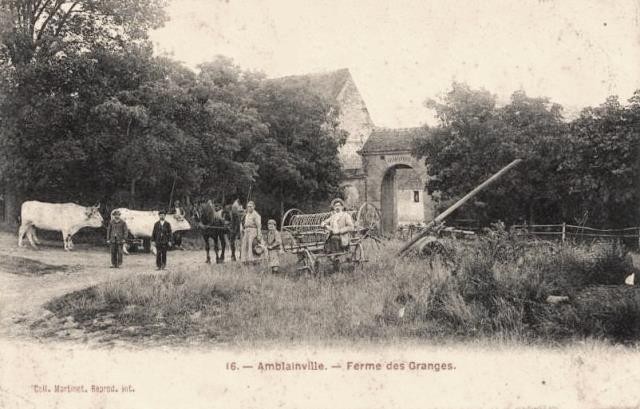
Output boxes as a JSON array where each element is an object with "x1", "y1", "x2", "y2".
[
  {"x1": 268, "y1": 68, "x2": 351, "y2": 101},
  {"x1": 360, "y1": 127, "x2": 428, "y2": 154}
]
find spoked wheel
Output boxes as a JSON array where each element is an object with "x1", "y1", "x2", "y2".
[
  {"x1": 417, "y1": 237, "x2": 457, "y2": 269},
  {"x1": 419, "y1": 238, "x2": 446, "y2": 256},
  {"x1": 297, "y1": 249, "x2": 318, "y2": 276},
  {"x1": 351, "y1": 242, "x2": 365, "y2": 264},
  {"x1": 356, "y1": 202, "x2": 383, "y2": 256},
  {"x1": 356, "y1": 202, "x2": 381, "y2": 235}
]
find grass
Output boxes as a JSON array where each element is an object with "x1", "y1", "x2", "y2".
[{"x1": 44, "y1": 231, "x2": 640, "y2": 346}]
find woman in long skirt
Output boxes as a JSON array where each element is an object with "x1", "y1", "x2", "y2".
[
  {"x1": 240, "y1": 201, "x2": 262, "y2": 263},
  {"x1": 265, "y1": 219, "x2": 282, "y2": 273}
]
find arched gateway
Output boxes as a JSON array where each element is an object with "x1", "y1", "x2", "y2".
[{"x1": 342, "y1": 127, "x2": 435, "y2": 234}]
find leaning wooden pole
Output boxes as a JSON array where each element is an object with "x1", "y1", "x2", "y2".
[
  {"x1": 167, "y1": 172, "x2": 178, "y2": 211},
  {"x1": 397, "y1": 158, "x2": 523, "y2": 256}
]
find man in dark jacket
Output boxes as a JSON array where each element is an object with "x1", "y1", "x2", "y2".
[
  {"x1": 152, "y1": 210, "x2": 172, "y2": 270},
  {"x1": 107, "y1": 210, "x2": 128, "y2": 268}
]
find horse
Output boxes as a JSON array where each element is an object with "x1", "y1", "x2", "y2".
[{"x1": 193, "y1": 201, "x2": 237, "y2": 263}]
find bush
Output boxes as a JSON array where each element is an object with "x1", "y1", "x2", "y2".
[
  {"x1": 572, "y1": 286, "x2": 640, "y2": 342},
  {"x1": 418, "y1": 227, "x2": 639, "y2": 342}
]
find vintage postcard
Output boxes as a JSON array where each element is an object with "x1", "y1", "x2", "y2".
[{"x1": 0, "y1": 0, "x2": 639, "y2": 408}]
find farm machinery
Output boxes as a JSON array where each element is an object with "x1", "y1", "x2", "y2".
[
  {"x1": 397, "y1": 159, "x2": 523, "y2": 258},
  {"x1": 281, "y1": 202, "x2": 382, "y2": 275}
]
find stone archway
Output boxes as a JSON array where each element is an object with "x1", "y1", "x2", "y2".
[{"x1": 361, "y1": 151, "x2": 434, "y2": 235}]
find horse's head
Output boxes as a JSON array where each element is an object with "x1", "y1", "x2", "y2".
[
  {"x1": 212, "y1": 206, "x2": 230, "y2": 227},
  {"x1": 189, "y1": 205, "x2": 201, "y2": 222},
  {"x1": 189, "y1": 201, "x2": 214, "y2": 227}
]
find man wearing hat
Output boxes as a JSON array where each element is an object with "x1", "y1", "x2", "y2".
[
  {"x1": 321, "y1": 198, "x2": 355, "y2": 254},
  {"x1": 107, "y1": 210, "x2": 129, "y2": 268},
  {"x1": 152, "y1": 209, "x2": 172, "y2": 270}
]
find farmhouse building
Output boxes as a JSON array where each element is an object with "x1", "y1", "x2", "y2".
[{"x1": 274, "y1": 69, "x2": 434, "y2": 233}]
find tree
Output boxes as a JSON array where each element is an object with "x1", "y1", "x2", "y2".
[
  {"x1": 415, "y1": 81, "x2": 639, "y2": 228},
  {"x1": 91, "y1": 53, "x2": 203, "y2": 207},
  {"x1": 190, "y1": 56, "x2": 268, "y2": 203},
  {"x1": 249, "y1": 81, "x2": 347, "y2": 221},
  {"x1": 0, "y1": 0, "x2": 167, "y2": 65},
  {"x1": 415, "y1": 83, "x2": 567, "y2": 225},
  {"x1": 559, "y1": 95, "x2": 640, "y2": 227},
  {"x1": 0, "y1": 0, "x2": 168, "y2": 220},
  {"x1": 0, "y1": 43, "x2": 187, "y2": 205}
]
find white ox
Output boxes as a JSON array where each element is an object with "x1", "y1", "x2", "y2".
[
  {"x1": 112, "y1": 208, "x2": 191, "y2": 254},
  {"x1": 18, "y1": 201, "x2": 104, "y2": 251}
]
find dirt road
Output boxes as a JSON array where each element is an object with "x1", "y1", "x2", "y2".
[{"x1": 0, "y1": 231, "x2": 217, "y2": 344}]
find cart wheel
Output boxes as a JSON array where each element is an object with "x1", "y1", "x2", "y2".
[
  {"x1": 352, "y1": 243, "x2": 365, "y2": 264},
  {"x1": 331, "y1": 257, "x2": 340, "y2": 274},
  {"x1": 297, "y1": 253, "x2": 310, "y2": 274},
  {"x1": 314, "y1": 259, "x2": 321, "y2": 278},
  {"x1": 297, "y1": 250, "x2": 317, "y2": 276}
]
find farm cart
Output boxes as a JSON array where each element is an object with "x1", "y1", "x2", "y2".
[{"x1": 281, "y1": 202, "x2": 382, "y2": 275}]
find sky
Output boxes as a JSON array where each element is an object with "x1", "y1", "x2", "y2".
[{"x1": 150, "y1": 0, "x2": 640, "y2": 128}]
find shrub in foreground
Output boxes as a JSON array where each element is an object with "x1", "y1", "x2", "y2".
[{"x1": 417, "y1": 237, "x2": 639, "y2": 342}]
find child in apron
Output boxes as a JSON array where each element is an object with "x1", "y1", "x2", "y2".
[{"x1": 265, "y1": 219, "x2": 283, "y2": 273}]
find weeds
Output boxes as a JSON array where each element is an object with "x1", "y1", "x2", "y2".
[{"x1": 44, "y1": 232, "x2": 640, "y2": 345}]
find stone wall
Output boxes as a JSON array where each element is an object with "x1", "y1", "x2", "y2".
[
  {"x1": 397, "y1": 190, "x2": 425, "y2": 224},
  {"x1": 335, "y1": 77, "x2": 375, "y2": 170}
]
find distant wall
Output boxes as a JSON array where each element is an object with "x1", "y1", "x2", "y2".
[
  {"x1": 397, "y1": 189, "x2": 424, "y2": 225},
  {"x1": 395, "y1": 168, "x2": 429, "y2": 224},
  {"x1": 335, "y1": 77, "x2": 375, "y2": 170}
]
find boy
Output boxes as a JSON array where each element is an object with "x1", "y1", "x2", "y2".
[
  {"x1": 265, "y1": 219, "x2": 282, "y2": 274},
  {"x1": 170, "y1": 199, "x2": 185, "y2": 250},
  {"x1": 152, "y1": 210, "x2": 172, "y2": 270},
  {"x1": 107, "y1": 210, "x2": 128, "y2": 268}
]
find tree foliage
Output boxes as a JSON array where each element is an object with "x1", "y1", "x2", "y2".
[
  {"x1": 0, "y1": 0, "x2": 167, "y2": 64},
  {"x1": 0, "y1": 15, "x2": 346, "y2": 221},
  {"x1": 559, "y1": 95, "x2": 640, "y2": 227},
  {"x1": 249, "y1": 81, "x2": 346, "y2": 219},
  {"x1": 415, "y1": 82, "x2": 639, "y2": 228}
]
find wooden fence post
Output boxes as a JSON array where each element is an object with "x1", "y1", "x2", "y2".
[{"x1": 561, "y1": 223, "x2": 566, "y2": 244}]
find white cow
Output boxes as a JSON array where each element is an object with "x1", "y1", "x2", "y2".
[
  {"x1": 111, "y1": 208, "x2": 191, "y2": 254},
  {"x1": 18, "y1": 201, "x2": 104, "y2": 251}
]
